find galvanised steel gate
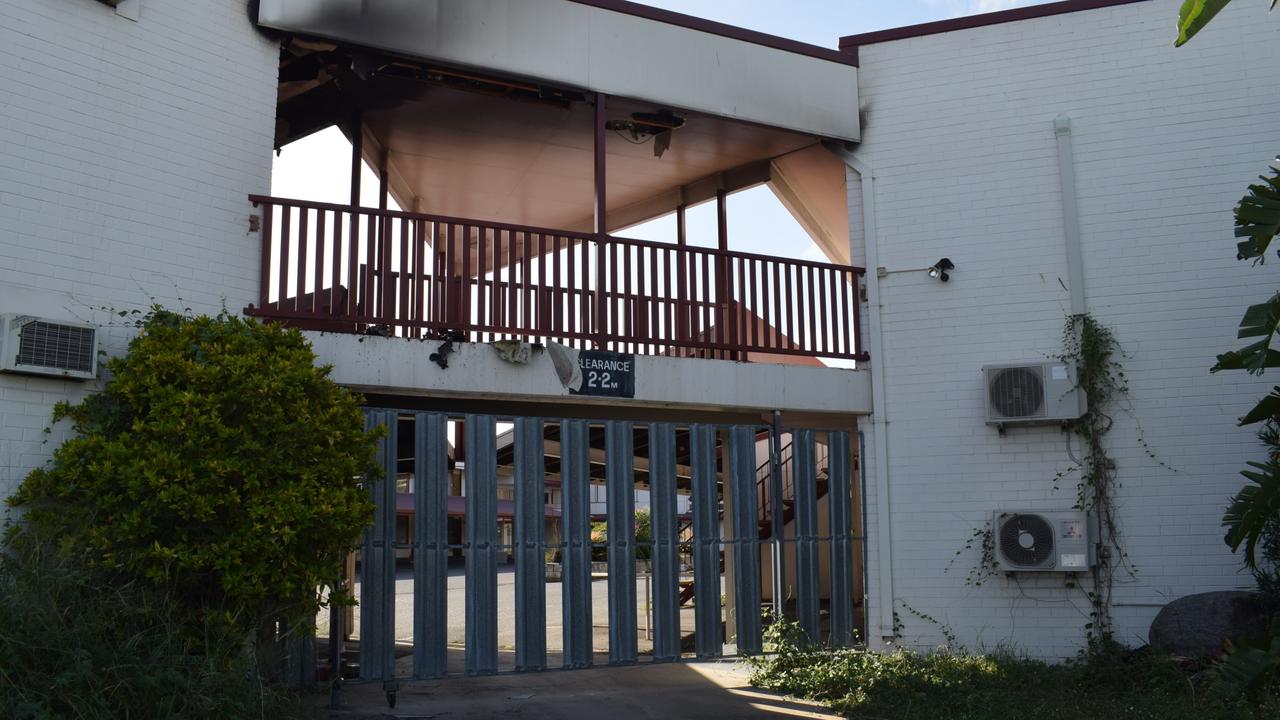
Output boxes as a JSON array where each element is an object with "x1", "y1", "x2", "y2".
[{"x1": 309, "y1": 409, "x2": 863, "y2": 706}]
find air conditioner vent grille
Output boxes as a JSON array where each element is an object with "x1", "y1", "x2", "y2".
[
  {"x1": 998, "y1": 513, "x2": 1054, "y2": 567},
  {"x1": 16, "y1": 320, "x2": 95, "y2": 373},
  {"x1": 988, "y1": 366, "x2": 1045, "y2": 419}
]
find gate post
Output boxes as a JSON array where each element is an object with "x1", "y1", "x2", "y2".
[
  {"x1": 827, "y1": 431, "x2": 856, "y2": 647},
  {"x1": 413, "y1": 413, "x2": 449, "y2": 678},
  {"x1": 729, "y1": 426, "x2": 762, "y2": 654},
  {"x1": 648, "y1": 423, "x2": 681, "y2": 662},
  {"x1": 689, "y1": 424, "x2": 721, "y2": 659},
  {"x1": 360, "y1": 410, "x2": 398, "y2": 681},
  {"x1": 605, "y1": 421, "x2": 637, "y2": 665},
  {"x1": 793, "y1": 429, "x2": 821, "y2": 644},
  {"x1": 464, "y1": 415, "x2": 499, "y2": 676},
  {"x1": 560, "y1": 420, "x2": 594, "y2": 669},
  {"x1": 514, "y1": 417, "x2": 547, "y2": 671}
]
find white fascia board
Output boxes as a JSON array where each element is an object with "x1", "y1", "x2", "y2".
[{"x1": 257, "y1": 0, "x2": 860, "y2": 141}]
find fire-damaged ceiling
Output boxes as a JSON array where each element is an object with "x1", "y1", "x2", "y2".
[{"x1": 264, "y1": 2, "x2": 855, "y2": 259}]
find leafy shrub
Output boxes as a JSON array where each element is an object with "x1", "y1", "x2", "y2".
[
  {"x1": 6, "y1": 309, "x2": 378, "y2": 632},
  {"x1": 747, "y1": 617, "x2": 1279, "y2": 719},
  {"x1": 589, "y1": 509, "x2": 652, "y2": 562},
  {"x1": 0, "y1": 541, "x2": 312, "y2": 720}
]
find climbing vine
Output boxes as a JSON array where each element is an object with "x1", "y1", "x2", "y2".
[
  {"x1": 1058, "y1": 312, "x2": 1131, "y2": 642},
  {"x1": 947, "y1": 526, "x2": 998, "y2": 588}
]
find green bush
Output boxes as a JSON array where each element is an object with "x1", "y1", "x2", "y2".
[
  {"x1": 747, "y1": 617, "x2": 1279, "y2": 719},
  {"x1": 589, "y1": 509, "x2": 652, "y2": 562},
  {"x1": 6, "y1": 309, "x2": 378, "y2": 632},
  {"x1": 0, "y1": 542, "x2": 311, "y2": 720}
]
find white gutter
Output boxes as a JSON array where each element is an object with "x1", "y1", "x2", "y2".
[
  {"x1": 825, "y1": 141, "x2": 895, "y2": 643},
  {"x1": 1054, "y1": 116, "x2": 1086, "y2": 315}
]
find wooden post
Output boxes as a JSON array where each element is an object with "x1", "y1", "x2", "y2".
[{"x1": 593, "y1": 93, "x2": 607, "y2": 349}]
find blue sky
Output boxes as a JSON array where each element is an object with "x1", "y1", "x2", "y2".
[
  {"x1": 272, "y1": 0, "x2": 1057, "y2": 260},
  {"x1": 633, "y1": 0, "x2": 1050, "y2": 46}
]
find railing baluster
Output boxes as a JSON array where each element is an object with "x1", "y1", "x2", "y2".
[
  {"x1": 819, "y1": 266, "x2": 829, "y2": 356},
  {"x1": 364, "y1": 213, "x2": 378, "y2": 324},
  {"x1": 850, "y1": 270, "x2": 864, "y2": 359},
  {"x1": 314, "y1": 210, "x2": 326, "y2": 316},
  {"x1": 509, "y1": 230, "x2": 519, "y2": 340},
  {"x1": 258, "y1": 203, "x2": 273, "y2": 309},
  {"x1": 475, "y1": 225, "x2": 486, "y2": 341},
  {"x1": 520, "y1": 232, "x2": 531, "y2": 340},
  {"x1": 397, "y1": 218, "x2": 409, "y2": 335},
  {"x1": 496, "y1": 230, "x2": 506, "y2": 338},
  {"x1": 735, "y1": 256, "x2": 746, "y2": 360},
  {"x1": 622, "y1": 241, "x2": 632, "y2": 354},
  {"x1": 330, "y1": 210, "x2": 342, "y2": 319},
  {"x1": 700, "y1": 252, "x2": 711, "y2": 354},
  {"x1": 648, "y1": 245, "x2": 658, "y2": 355},
  {"x1": 414, "y1": 220, "x2": 426, "y2": 338},
  {"x1": 749, "y1": 256, "x2": 760, "y2": 351},
  {"x1": 278, "y1": 205, "x2": 292, "y2": 312},
  {"x1": 297, "y1": 208, "x2": 309, "y2": 314},
  {"x1": 461, "y1": 225, "x2": 472, "y2": 340},
  {"x1": 537, "y1": 233, "x2": 547, "y2": 344},
  {"x1": 661, "y1": 247, "x2": 672, "y2": 353},
  {"x1": 806, "y1": 266, "x2": 817, "y2": 355}
]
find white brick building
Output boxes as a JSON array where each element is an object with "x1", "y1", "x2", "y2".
[
  {"x1": 0, "y1": 0, "x2": 278, "y2": 500},
  {"x1": 842, "y1": 0, "x2": 1279, "y2": 655},
  {"x1": 1, "y1": 0, "x2": 1276, "y2": 662}
]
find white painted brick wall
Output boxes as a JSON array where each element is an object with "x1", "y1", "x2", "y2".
[
  {"x1": 851, "y1": 0, "x2": 1280, "y2": 657},
  {"x1": 0, "y1": 0, "x2": 278, "y2": 506}
]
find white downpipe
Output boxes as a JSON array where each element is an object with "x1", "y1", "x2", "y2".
[
  {"x1": 825, "y1": 142, "x2": 895, "y2": 642},
  {"x1": 1055, "y1": 116, "x2": 1087, "y2": 315}
]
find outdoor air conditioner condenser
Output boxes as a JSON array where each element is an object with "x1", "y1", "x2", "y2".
[
  {"x1": 0, "y1": 314, "x2": 98, "y2": 381},
  {"x1": 983, "y1": 361, "x2": 1085, "y2": 427},
  {"x1": 992, "y1": 510, "x2": 1094, "y2": 573}
]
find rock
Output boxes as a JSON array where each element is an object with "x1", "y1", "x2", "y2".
[{"x1": 1148, "y1": 591, "x2": 1279, "y2": 658}]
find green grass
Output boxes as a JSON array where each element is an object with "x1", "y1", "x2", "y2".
[{"x1": 746, "y1": 620, "x2": 1280, "y2": 720}]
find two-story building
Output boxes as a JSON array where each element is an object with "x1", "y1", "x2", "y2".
[{"x1": 1, "y1": 0, "x2": 1276, "y2": 681}]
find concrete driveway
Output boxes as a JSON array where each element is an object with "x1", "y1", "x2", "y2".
[
  {"x1": 326, "y1": 660, "x2": 842, "y2": 719},
  {"x1": 325, "y1": 564, "x2": 718, "y2": 666}
]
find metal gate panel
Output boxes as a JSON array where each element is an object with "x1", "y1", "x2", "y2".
[
  {"x1": 827, "y1": 430, "x2": 855, "y2": 648},
  {"x1": 768, "y1": 420, "x2": 787, "y2": 620},
  {"x1": 689, "y1": 423, "x2": 721, "y2": 659},
  {"x1": 648, "y1": 422, "x2": 681, "y2": 663},
  {"x1": 728, "y1": 425, "x2": 762, "y2": 654},
  {"x1": 464, "y1": 415, "x2": 498, "y2": 675},
  {"x1": 360, "y1": 409, "x2": 397, "y2": 681},
  {"x1": 413, "y1": 412, "x2": 449, "y2": 678},
  {"x1": 792, "y1": 429, "x2": 821, "y2": 643},
  {"x1": 559, "y1": 419, "x2": 593, "y2": 669},
  {"x1": 337, "y1": 408, "x2": 866, "y2": 699},
  {"x1": 514, "y1": 417, "x2": 547, "y2": 671},
  {"x1": 606, "y1": 421, "x2": 638, "y2": 665}
]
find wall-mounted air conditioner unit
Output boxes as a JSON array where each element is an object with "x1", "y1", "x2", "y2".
[
  {"x1": 992, "y1": 510, "x2": 1093, "y2": 573},
  {"x1": 983, "y1": 362, "x2": 1084, "y2": 428},
  {"x1": 0, "y1": 315, "x2": 98, "y2": 381}
]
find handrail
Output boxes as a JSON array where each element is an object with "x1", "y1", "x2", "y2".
[
  {"x1": 248, "y1": 194, "x2": 866, "y2": 275},
  {"x1": 244, "y1": 195, "x2": 869, "y2": 361}
]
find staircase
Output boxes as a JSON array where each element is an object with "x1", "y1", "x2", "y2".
[{"x1": 676, "y1": 438, "x2": 830, "y2": 606}]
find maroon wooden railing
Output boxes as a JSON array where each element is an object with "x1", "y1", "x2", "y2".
[{"x1": 245, "y1": 195, "x2": 868, "y2": 361}]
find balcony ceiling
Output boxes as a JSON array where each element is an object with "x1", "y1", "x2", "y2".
[{"x1": 361, "y1": 82, "x2": 820, "y2": 233}]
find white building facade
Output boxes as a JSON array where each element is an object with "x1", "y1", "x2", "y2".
[
  {"x1": 0, "y1": 0, "x2": 1276, "y2": 660},
  {"x1": 843, "y1": 0, "x2": 1279, "y2": 656}
]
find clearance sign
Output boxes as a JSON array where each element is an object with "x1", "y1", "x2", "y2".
[{"x1": 570, "y1": 351, "x2": 636, "y2": 398}]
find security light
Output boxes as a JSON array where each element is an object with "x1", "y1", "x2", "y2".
[{"x1": 927, "y1": 258, "x2": 954, "y2": 282}]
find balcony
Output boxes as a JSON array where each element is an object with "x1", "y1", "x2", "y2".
[{"x1": 245, "y1": 195, "x2": 867, "y2": 363}]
